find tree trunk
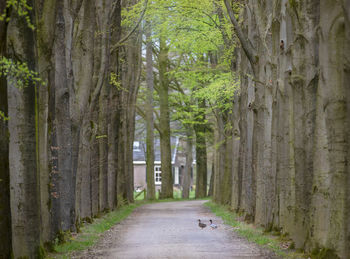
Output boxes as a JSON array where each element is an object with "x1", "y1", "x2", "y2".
[
  {"x1": 50, "y1": 0, "x2": 75, "y2": 235},
  {"x1": 194, "y1": 99, "x2": 207, "y2": 198},
  {"x1": 158, "y1": 36, "x2": 173, "y2": 199},
  {"x1": 0, "y1": 1, "x2": 11, "y2": 256},
  {"x1": 98, "y1": 80, "x2": 109, "y2": 211},
  {"x1": 145, "y1": 21, "x2": 156, "y2": 200},
  {"x1": 7, "y1": 5, "x2": 41, "y2": 256},
  {"x1": 182, "y1": 128, "x2": 193, "y2": 199},
  {"x1": 34, "y1": 0, "x2": 57, "y2": 243}
]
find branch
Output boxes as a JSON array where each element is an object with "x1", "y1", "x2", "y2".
[
  {"x1": 136, "y1": 105, "x2": 147, "y2": 119},
  {"x1": 136, "y1": 105, "x2": 161, "y2": 133},
  {"x1": 153, "y1": 109, "x2": 160, "y2": 124},
  {"x1": 111, "y1": 0, "x2": 148, "y2": 52},
  {"x1": 223, "y1": 0, "x2": 257, "y2": 67}
]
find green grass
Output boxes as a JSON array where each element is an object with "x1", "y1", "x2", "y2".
[
  {"x1": 204, "y1": 201, "x2": 307, "y2": 259},
  {"x1": 49, "y1": 203, "x2": 141, "y2": 258}
]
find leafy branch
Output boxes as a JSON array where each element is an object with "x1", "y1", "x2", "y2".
[
  {"x1": 0, "y1": 0, "x2": 35, "y2": 30},
  {"x1": 0, "y1": 57, "x2": 43, "y2": 88}
]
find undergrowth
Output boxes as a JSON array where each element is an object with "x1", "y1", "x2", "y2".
[{"x1": 48, "y1": 203, "x2": 141, "y2": 258}]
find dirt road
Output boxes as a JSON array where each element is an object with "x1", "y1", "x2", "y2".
[{"x1": 73, "y1": 200, "x2": 278, "y2": 258}]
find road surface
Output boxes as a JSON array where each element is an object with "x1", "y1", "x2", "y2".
[{"x1": 72, "y1": 200, "x2": 279, "y2": 258}]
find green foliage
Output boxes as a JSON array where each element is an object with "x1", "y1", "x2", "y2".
[
  {"x1": 95, "y1": 135, "x2": 107, "y2": 139},
  {"x1": 133, "y1": 0, "x2": 241, "y2": 151},
  {"x1": 0, "y1": 54, "x2": 44, "y2": 124},
  {"x1": 0, "y1": 110, "x2": 9, "y2": 121},
  {"x1": 38, "y1": 244, "x2": 47, "y2": 259},
  {"x1": 0, "y1": 0, "x2": 35, "y2": 30},
  {"x1": 142, "y1": 0, "x2": 238, "y2": 124},
  {"x1": 0, "y1": 57, "x2": 43, "y2": 121},
  {"x1": 110, "y1": 72, "x2": 128, "y2": 92},
  {"x1": 55, "y1": 231, "x2": 71, "y2": 245},
  {"x1": 0, "y1": 57, "x2": 43, "y2": 88}
]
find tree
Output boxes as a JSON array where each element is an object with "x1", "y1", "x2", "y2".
[
  {"x1": 157, "y1": 36, "x2": 173, "y2": 198},
  {"x1": 145, "y1": 20, "x2": 156, "y2": 200},
  {"x1": 0, "y1": 1, "x2": 11, "y2": 257},
  {"x1": 6, "y1": 4, "x2": 41, "y2": 256}
]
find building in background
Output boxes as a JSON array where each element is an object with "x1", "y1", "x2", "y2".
[{"x1": 133, "y1": 136, "x2": 194, "y2": 191}]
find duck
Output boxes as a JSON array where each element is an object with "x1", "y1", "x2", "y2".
[
  {"x1": 198, "y1": 219, "x2": 207, "y2": 229},
  {"x1": 209, "y1": 219, "x2": 217, "y2": 229}
]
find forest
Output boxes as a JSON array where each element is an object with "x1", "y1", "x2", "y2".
[{"x1": 0, "y1": 0, "x2": 349, "y2": 258}]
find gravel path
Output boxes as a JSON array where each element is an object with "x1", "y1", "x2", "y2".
[{"x1": 72, "y1": 200, "x2": 279, "y2": 258}]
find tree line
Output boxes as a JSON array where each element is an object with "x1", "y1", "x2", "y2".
[
  {"x1": 0, "y1": 0, "x2": 141, "y2": 257},
  {"x1": 136, "y1": 0, "x2": 350, "y2": 258}
]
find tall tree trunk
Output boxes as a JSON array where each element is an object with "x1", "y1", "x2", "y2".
[
  {"x1": 7, "y1": 5, "x2": 41, "y2": 256},
  {"x1": 208, "y1": 163, "x2": 214, "y2": 197},
  {"x1": 182, "y1": 128, "x2": 193, "y2": 199},
  {"x1": 35, "y1": 0, "x2": 57, "y2": 243},
  {"x1": 194, "y1": 99, "x2": 207, "y2": 198},
  {"x1": 50, "y1": 0, "x2": 75, "y2": 235},
  {"x1": 72, "y1": 0, "x2": 96, "y2": 221},
  {"x1": 107, "y1": 0, "x2": 122, "y2": 209},
  {"x1": 0, "y1": 1, "x2": 11, "y2": 256},
  {"x1": 222, "y1": 112, "x2": 233, "y2": 205},
  {"x1": 98, "y1": 81, "x2": 109, "y2": 211},
  {"x1": 145, "y1": 21, "x2": 155, "y2": 200},
  {"x1": 114, "y1": 0, "x2": 142, "y2": 204},
  {"x1": 158, "y1": 36, "x2": 173, "y2": 199},
  {"x1": 231, "y1": 94, "x2": 241, "y2": 209}
]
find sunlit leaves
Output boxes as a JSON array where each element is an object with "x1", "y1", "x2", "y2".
[
  {"x1": 132, "y1": 0, "x2": 241, "y2": 135},
  {"x1": 0, "y1": 0, "x2": 35, "y2": 30},
  {"x1": 0, "y1": 110, "x2": 9, "y2": 121},
  {"x1": 0, "y1": 57, "x2": 42, "y2": 88},
  {"x1": 110, "y1": 72, "x2": 129, "y2": 92}
]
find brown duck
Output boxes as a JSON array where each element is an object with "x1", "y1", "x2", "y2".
[{"x1": 198, "y1": 219, "x2": 206, "y2": 229}]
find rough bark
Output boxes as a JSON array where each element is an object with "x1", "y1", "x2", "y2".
[
  {"x1": 0, "y1": 1, "x2": 11, "y2": 257},
  {"x1": 7, "y1": 4, "x2": 41, "y2": 256},
  {"x1": 194, "y1": 99, "x2": 207, "y2": 199},
  {"x1": 49, "y1": 0, "x2": 75, "y2": 235},
  {"x1": 117, "y1": 34, "x2": 141, "y2": 204},
  {"x1": 34, "y1": 0, "x2": 57, "y2": 243},
  {"x1": 158, "y1": 36, "x2": 173, "y2": 199},
  {"x1": 182, "y1": 128, "x2": 193, "y2": 199},
  {"x1": 107, "y1": 0, "x2": 122, "y2": 210},
  {"x1": 212, "y1": 108, "x2": 233, "y2": 205},
  {"x1": 145, "y1": 21, "x2": 156, "y2": 200},
  {"x1": 73, "y1": 0, "x2": 95, "y2": 220}
]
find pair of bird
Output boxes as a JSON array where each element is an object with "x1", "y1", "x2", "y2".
[{"x1": 198, "y1": 219, "x2": 217, "y2": 229}]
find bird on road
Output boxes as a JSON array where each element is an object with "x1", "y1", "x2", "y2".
[
  {"x1": 209, "y1": 219, "x2": 217, "y2": 229},
  {"x1": 198, "y1": 219, "x2": 207, "y2": 229}
]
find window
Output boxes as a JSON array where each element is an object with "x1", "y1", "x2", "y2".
[
  {"x1": 155, "y1": 165, "x2": 161, "y2": 185},
  {"x1": 133, "y1": 141, "x2": 141, "y2": 151},
  {"x1": 174, "y1": 166, "x2": 179, "y2": 185}
]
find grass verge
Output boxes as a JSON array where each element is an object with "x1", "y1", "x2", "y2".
[
  {"x1": 204, "y1": 201, "x2": 307, "y2": 259},
  {"x1": 49, "y1": 203, "x2": 142, "y2": 258}
]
